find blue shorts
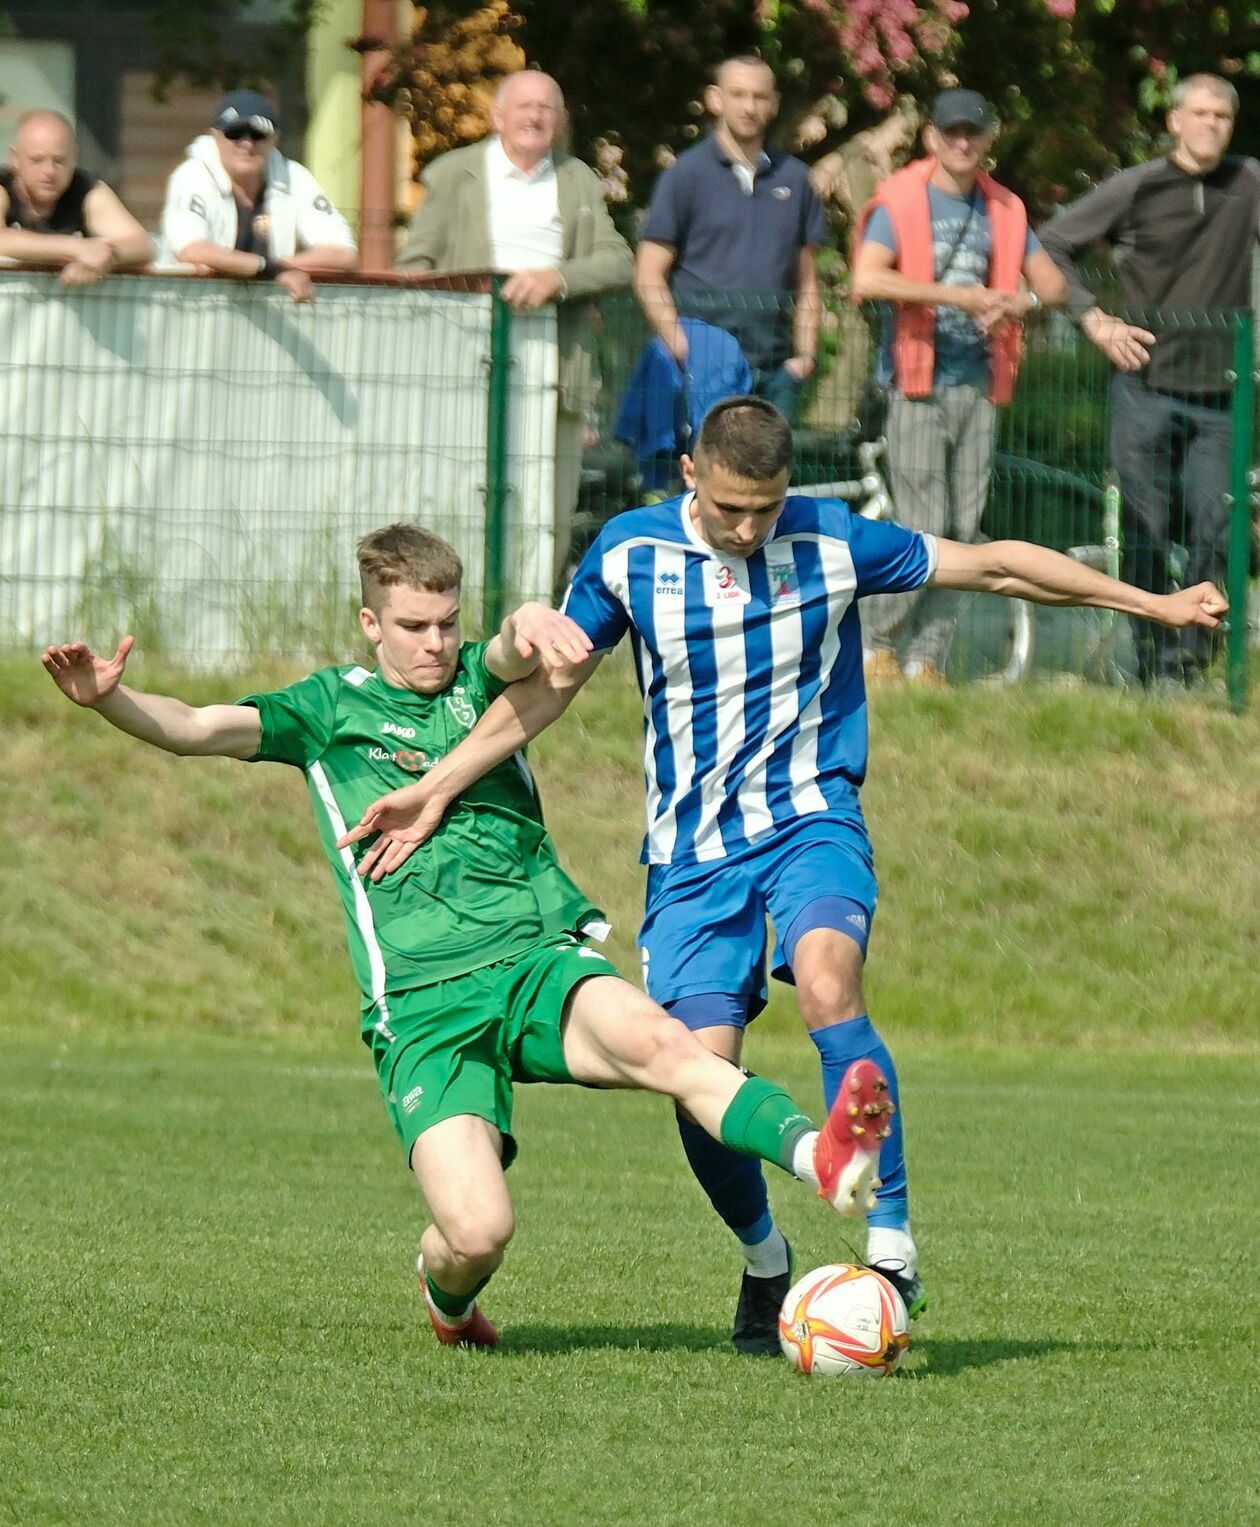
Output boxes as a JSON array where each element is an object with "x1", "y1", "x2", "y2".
[{"x1": 638, "y1": 813, "x2": 877, "y2": 1030}]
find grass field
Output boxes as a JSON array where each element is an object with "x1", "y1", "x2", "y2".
[
  {"x1": 3, "y1": 651, "x2": 1259, "y2": 1522},
  {"x1": 3, "y1": 1033, "x2": 1257, "y2": 1525}
]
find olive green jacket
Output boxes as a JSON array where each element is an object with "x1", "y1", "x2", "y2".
[{"x1": 397, "y1": 140, "x2": 633, "y2": 413}]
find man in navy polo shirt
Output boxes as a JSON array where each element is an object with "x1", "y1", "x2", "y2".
[{"x1": 635, "y1": 57, "x2": 828, "y2": 426}]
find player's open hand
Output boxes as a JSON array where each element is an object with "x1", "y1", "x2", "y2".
[
  {"x1": 1155, "y1": 582, "x2": 1228, "y2": 629},
  {"x1": 335, "y1": 784, "x2": 448, "y2": 881},
  {"x1": 40, "y1": 635, "x2": 134, "y2": 706},
  {"x1": 507, "y1": 603, "x2": 593, "y2": 672}
]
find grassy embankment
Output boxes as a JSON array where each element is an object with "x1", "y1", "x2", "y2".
[{"x1": 4, "y1": 648, "x2": 1258, "y2": 1049}]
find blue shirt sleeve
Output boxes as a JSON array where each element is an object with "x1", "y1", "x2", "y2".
[
  {"x1": 1026, "y1": 227, "x2": 1043, "y2": 257},
  {"x1": 848, "y1": 514, "x2": 933, "y2": 596},
  {"x1": 862, "y1": 205, "x2": 897, "y2": 254},
  {"x1": 642, "y1": 165, "x2": 686, "y2": 248},
  {"x1": 561, "y1": 535, "x2": 632, "y2": 651}
]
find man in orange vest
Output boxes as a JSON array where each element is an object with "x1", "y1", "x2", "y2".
[{"x1": 852, "y1": 90, "x2": 1065, "y2": 686}]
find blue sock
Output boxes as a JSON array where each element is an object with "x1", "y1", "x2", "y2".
[
  {"x1": 676, "y1": 1114, "x2": 773, "y2": 1245},
  {"x1": 810, "y1": 1015, "x2": 908, "y2": 1229}
]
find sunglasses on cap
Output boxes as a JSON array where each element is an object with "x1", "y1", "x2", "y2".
[{"x1": 222, "y1": 119, "x2": 274, "y2": 142}]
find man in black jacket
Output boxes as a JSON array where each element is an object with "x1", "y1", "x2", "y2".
[{"x1": 1040, "y1": 74, "x2": 1259, "y2": 689}]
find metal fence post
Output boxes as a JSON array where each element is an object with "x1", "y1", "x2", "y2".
[
  {"x1": 483, "y1": 276, "x2": 512, "y2": 632},
  {"x1": 1226, "y1": 313, "x2": 1255, "y2": 714}
]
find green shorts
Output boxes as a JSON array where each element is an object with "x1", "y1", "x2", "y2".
[{"x1": 365, "y1": 937, "x2": 620, "y2": 1168}]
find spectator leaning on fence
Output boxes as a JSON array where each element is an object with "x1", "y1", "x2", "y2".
[
  {"x1": 396, "y1": 70, "x2": 633, "y2": 591},
  {"x1": 1040, "y1": 73, "x2": 1260, "y2": 693},
  {"x1": 635, "y1": 56, "x2": 828, "y2": 428},
  {"x1": 160, "y1": 90, "x2": 358, "y2": 306},
  {"x1": 0, "y1": 109, "x2": 154, "y2": 285},
  {"x1": 851, "y1": 89, "x2": 1066, "y2": 688}
]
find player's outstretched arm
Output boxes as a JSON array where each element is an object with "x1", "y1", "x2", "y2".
[
  {"x1": 41, "y1": 637, "x2": 261, "y2": 758},
  {"x1": 930, "y1": 539, "x2": 1228, "y2": 630},
  {"x1": 337, "y1": 652, "x2": 603, "y2": 880}
]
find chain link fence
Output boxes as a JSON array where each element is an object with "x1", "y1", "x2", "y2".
[{"x1": 1, "y1": 268, "x2": 1254, "y2": 702}]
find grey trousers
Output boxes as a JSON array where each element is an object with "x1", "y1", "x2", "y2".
[{"x1": 863, "y1": 384, "x2": 996, "y2": 671}]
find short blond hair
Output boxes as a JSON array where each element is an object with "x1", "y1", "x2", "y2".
[{"x1": 357, "y1": 523, "x2": 462, "y2": 612}]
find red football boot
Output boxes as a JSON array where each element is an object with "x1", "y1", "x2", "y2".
[
  {"x1": 813, "y1": 1058, "x2": 895, "y2": 1217},
  {"x1": 417, "y1": 1256, "x2": 500, "y2": 1349}
]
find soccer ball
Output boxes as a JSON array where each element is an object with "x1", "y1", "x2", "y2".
[{"x1": 778, "y1": 1263, "x2": 910, "y2": 1378}]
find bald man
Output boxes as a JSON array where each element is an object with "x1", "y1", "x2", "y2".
[
  {"x1": 0, "y1": 110, "x2": 153, "y2": 286},
  {"x1": 398, "y1": 71, "x2": 633, "y2": 587}
]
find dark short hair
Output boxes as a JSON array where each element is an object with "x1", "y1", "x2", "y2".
[
  {"x1": 693, "y1": 396, "x2": 794, "y2": 482},
  {"x1": 357, "y1": 523, "x2": 463, "y2": 611}
]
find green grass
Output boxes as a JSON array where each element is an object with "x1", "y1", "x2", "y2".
[
  {"x1": 2, "y1": 1032, "x2": 1256, "y2": 1524},
  {"x1": 3, "y1": 649, "x2": 1259, "y2": 1521}
]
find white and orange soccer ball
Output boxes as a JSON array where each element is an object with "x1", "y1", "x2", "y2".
[{"x1": 778, "y1": 1263, "x2": 910, "y2": 1378}]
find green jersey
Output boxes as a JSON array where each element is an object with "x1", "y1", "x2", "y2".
[{"x1": 239, "y1": 643, "x2": 602, "y2": 1018}]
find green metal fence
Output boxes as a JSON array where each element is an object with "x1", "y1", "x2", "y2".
[{"x1": 1, "y1": 269, "x2": 1254, "y2": 705}]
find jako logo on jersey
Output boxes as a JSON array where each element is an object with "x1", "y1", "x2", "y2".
[{"x1": 381, "y1": 722, "x2": 417, "y2": 739}]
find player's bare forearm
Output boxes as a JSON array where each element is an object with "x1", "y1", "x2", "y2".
[
  {"x1": 931, "y1": 539, "x2": 1228, "y2": 628},
  {"x1": 434, "y1": 667, "x2": 584, "y2": 795},
  {"x1": 94, "y1": 687, "x2": 260, "y2": 758}
]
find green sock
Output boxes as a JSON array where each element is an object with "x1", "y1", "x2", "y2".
[
  {"x1": 426, "y1": 1270, "x2": 490, "y2": 1322},
  {"x1": 719, "y1": 1076, "x2": 815, "y2": 1173}
]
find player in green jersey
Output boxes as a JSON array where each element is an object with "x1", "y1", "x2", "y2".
[{"x1": 42, "y1": 522, "x2": 897, "y2": 1350}]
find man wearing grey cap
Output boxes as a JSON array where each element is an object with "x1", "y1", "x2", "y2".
[
  {"x1": 160, "y1": 90, "x2": 357, "y2": 303},
  {"x1": 852, "y1": 89, "x2": 1065, "y2": 686}
]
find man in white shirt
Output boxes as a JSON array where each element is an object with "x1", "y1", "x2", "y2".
[
  {"x1": 398, "y1": 72, "x2": 633, "y2": 585},
  {"x1": 160, "y1": 90, "x2": 357, "y2": 304}
]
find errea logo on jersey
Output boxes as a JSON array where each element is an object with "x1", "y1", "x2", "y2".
[
  {"x1": 381, "y1": 722, "x2": 416, "y2": 740},
  {"x1": 657, "y1": 570, "x2": 683, "y2": 596}
]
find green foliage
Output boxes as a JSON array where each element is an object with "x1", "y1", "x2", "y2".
[{"x1": 80, "y1": 0, "x2": 329, "y2": 92}]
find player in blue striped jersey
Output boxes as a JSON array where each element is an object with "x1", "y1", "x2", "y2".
[{"x1": 339, "y1": 397, "x2": 1226, "y2": 1354}]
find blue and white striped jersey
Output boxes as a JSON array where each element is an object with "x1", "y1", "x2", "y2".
[{"x1": 563, "y1": 493, "x2": 936, "y2": 865}]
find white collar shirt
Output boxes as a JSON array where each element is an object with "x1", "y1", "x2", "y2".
[{"x1": 485, "y1": 136, "x2": 564, "y2": 270}]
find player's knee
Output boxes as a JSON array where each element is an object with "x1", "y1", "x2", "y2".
[
  {"x1": 642, "y1": 1015, "x2": 709, "y2": 1092},
  {"x1": 442, "y1": 1207, "x2": 515, "y2": 1271},
  {"x1": 797, "y1": 969, "x2": 864, "y2": 1026}
]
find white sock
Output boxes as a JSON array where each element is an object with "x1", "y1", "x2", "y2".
[
  {"x1": 739, "y1": 1225, "x2": 790, "y2": 1279},
  {"x1": 791, "y1": 1130, "x2": 820, "y2": 1189},
  {"x1": 866, "y1": 1224, "x2": 917, "y2": 1276}
]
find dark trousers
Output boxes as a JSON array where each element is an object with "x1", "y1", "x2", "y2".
[
  {"x1": 750, "y1": 362, "x2": 805, "y2": 425},
  {"x1": 1110, "y1": 372, "x2": 1232, "y2": 684}
]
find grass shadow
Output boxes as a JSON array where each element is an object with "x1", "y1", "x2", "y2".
[
  {"x1": 501, "y1": 1322, "x2": 728, "y2": 1356},
  {"x1": 906, "y1": 1335, "x2": 1127, "y2": 1378}
]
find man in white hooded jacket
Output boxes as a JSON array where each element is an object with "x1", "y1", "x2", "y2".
[{"x1": 160, "y1": 90, "x2": 357, "y2": 304}]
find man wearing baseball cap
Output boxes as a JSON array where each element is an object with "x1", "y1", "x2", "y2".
[
  {"x1": 852, "y1": 89, "x2": 1066, "y2": 686},
  {"x1": 160, "y1": 89, "x2": 357, "y2": 303}
]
